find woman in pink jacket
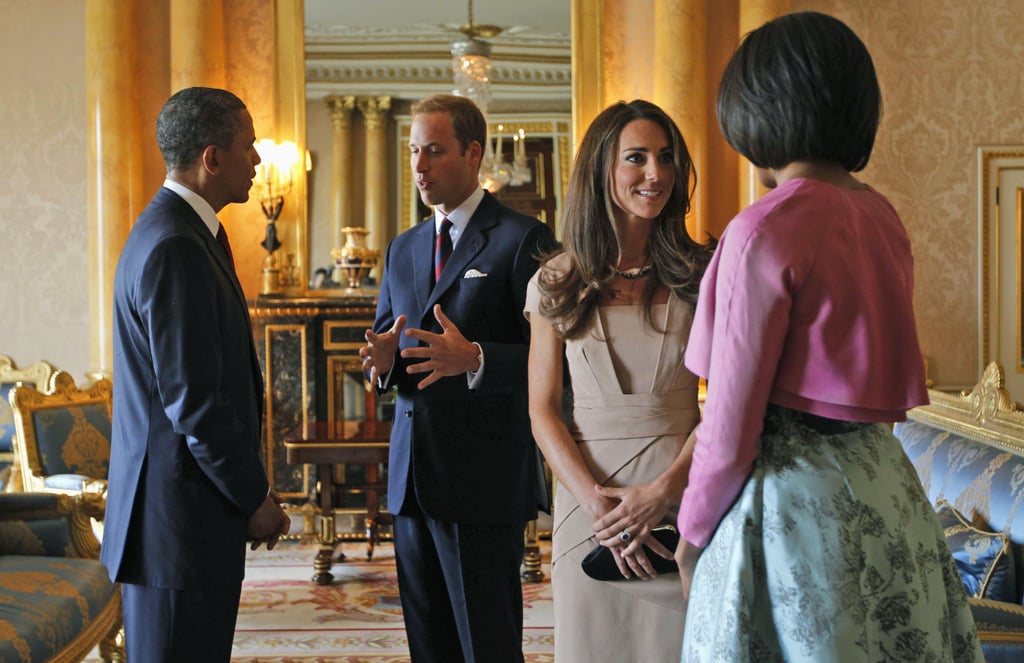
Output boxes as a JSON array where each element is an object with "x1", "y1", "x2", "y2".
[{"x1": 673, "y1": 12, "x2": 982, "y2": 661}]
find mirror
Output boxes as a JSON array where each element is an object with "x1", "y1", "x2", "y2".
[{"x1": 301, "y1": 1, "x2": 572, "y2": 289}]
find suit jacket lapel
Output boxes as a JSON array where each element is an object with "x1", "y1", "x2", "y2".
[
  {"x1": 162, "y1": 189, "x2": 249, "y2": 312},
  {"x1": 165, "y1": 190, "x2": 265, "y2": 404},
  {"x1": 412, "y1": 219, "x2": 435, "y2": 314}
]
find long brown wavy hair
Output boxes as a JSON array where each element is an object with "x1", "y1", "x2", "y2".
[{"x1": 537, "y1": 100, "x2": 714, "y2": 339}]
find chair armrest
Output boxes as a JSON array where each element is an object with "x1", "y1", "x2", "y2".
[{"x1": 0, "y1": 492, "x2": 102, "y2": 559}]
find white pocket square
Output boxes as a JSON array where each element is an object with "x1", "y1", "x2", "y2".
[{"x1": 463, "y1": 269, "x2": 488, "y2": 279}]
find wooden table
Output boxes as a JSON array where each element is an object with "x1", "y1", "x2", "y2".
[{"x1": 284, "y1": 420, "x2": 392, "y2": 585}]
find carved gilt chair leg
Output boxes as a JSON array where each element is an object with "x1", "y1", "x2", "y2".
[{"x1": 98, "y1": 612, "x2": 126, "y2": 662}]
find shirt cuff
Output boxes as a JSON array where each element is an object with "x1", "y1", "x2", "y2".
[
  {"x1": 466, "y1": 342, "x2": 484, "y2": 390},
  {"x1": 377, "y1": 363, "x2": 395, "y2": 390}
]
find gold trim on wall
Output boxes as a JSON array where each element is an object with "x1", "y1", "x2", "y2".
[
  {"x1": 323, "y1": 320, "x2": 369, "y2": 351},
  {"x1": 1018, "y1": 188, "x2": 1024, "y2": 374}
]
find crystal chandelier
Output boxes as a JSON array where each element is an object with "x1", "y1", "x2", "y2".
[{"x1": 450, "y1": 0, "x2": 531, "y2": 193}]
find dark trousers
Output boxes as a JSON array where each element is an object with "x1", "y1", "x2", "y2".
[
  {"x1": 121, "y1": 582, "x2": 242, "y2": 663},
  {"x1": 394, "y1": 502, "x2": 526, "y2": 663}
]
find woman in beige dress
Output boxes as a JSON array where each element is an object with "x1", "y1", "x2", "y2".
[{"x1": 526, "y1": 100, "x2": 714, "y2": 662}]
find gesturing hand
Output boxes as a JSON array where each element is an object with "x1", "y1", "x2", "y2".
[
  {"x1": 360, "y1": 315, "x2": 407, "y2": 384},
  {"x1": 401, "y1": 305, "x2": 480, "y2": 389}
]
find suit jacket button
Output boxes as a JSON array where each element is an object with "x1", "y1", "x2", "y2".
[{"x1": 404, "y1": 409, "x2": 413, "y2": 418}]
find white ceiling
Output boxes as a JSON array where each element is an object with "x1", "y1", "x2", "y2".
[{"x1": 304, "y1": 0, "x2": 570, "y2": 38}]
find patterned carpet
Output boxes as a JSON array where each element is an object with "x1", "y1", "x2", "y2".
[{"x1": 91, "y1": 538, "x2": 554, "y2": 662}]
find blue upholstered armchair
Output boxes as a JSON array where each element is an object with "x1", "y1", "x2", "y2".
[
  {"x1": 0, "y1": 491, "x2": 123, "y2": 661},
  {"x1": 8, "y1": 371, "x2": 111, "y2": 500},
  {"x1": 0, "y1": 355, "x2": 56, "y2": 492}
]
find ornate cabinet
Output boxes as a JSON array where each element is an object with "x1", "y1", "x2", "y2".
[{"x1": 250, "y1": 294, "x2": 381, "y2": 500}]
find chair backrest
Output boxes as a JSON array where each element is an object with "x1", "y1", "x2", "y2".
[
  {"x1": 0, "y1": 355, "x2": 57, "y2": 455},
  {"x1": 9, "y1": 371, "x2": 112, "y2": 493}
]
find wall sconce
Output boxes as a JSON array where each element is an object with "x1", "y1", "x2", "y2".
[{"x1": 253, "y1": 139, "x2": 300, "y2": 295}]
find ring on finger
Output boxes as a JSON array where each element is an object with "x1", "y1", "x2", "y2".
[{"x1": 619, "y1": 529, "x2": 631, "y2": 543}]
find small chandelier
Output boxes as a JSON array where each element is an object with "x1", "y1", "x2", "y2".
[
  {"x1": 479, "y1": 125, "x2": 532, "y2": 193},
  {"x1": 450, "y1": 0, "x2": 530, "y2": 194}
]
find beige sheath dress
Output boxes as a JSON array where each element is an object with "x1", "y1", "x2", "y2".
[{"x1": 526, "y1": 271, "x2": 700, "y2": 663}]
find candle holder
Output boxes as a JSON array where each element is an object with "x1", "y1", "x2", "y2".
[
  {"x1": 331, "y1": 227, "x2": 380, "y2": 293},
  {"x1": 259, "y1": 203, "x2": 283, "y2": 295},
  {"x1": 253, "y1": 139, "x2": 299, "y2": 295}
]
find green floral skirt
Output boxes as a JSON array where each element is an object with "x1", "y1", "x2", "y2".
[{"x1": 682, "y1": 406, "x2": 983, "y2": 662}]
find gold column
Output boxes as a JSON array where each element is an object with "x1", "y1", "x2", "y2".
[
  {"x1": 654, "y1": 0, "x2": 707, "y2": 243},
  {"x1": 571, "y1": 0, "x2": 603, "y2": 152},
  {"x1": 169, "y1": 0, "x2": 225, "y2": 90},
  {"x1": 572, "y1": 0, "x2": 710, "y2": 240},
  {"x1": 325, "y1": 96, "x2": 356, "y2": 259},
  {"x1": 356, "y1": 96, "x2": 391, "y2": 280},
  {"x1": 86, "y1": 0, "x2": 145, "y2": 379},
  {"x1": 737, "y1": 0, "x2": 791, "y2": 210},
  {"x1": 271, "y1": 0, "x2": 308, "y2": 293},
  {"x1": 601, "y1": 0, "x2": 655, "y2": 108},
  {"x1": 572, "y1": 0, "x2": 657, "y2": 147}
]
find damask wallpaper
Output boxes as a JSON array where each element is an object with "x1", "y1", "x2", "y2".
[
  {"x1": 0, "y1": 0, "x2": 89, "y2": 381},
  {"x1": 795, "y1": 0, "x2": 1024, "y2": 388},
  {"x1": 2, "y1": 0, "x2": 1023, "y2": 390}
]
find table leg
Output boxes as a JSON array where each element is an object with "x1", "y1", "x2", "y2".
[
  {"x1": 521, "y1": 519, "x2": 544, "y2": 583},
  {"x1": 365, "y1": 463, "x2": 380, "y2": 561},
  {"x1": 312, "y1": 463, "x2": 338, "y2": 585}
]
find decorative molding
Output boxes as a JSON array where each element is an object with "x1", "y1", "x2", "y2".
[
  {"x1": 249, "y1": 305, "x2": 375, "y2": 318},
  {"x1": 307, "y1": 63, "x2": 570, "y2": 86},
  {"x1": 325, "y1": 95, "x2": 356, "y2": 129},
  {"x1": 306, "y1": 24, "x2": 569, "y2": 47},
  {"x1": 356, "y1": 96, "x2": 392, "y2": 130},
  {"x1": 909, "y1": 362, "x2": 1024, "y2": 455}
]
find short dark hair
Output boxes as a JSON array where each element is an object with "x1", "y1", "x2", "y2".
[
  {"x1": 156, "y1": 87, "x2": 247, "y2": 171},
  {"x1": 716, "y1": 11, "x2": 881, "y2": 172},
  {"x1": 410, "y1": 94, "x2": 487, "y2": 155}
]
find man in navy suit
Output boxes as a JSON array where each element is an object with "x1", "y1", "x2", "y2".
[
  {"x1": 101, "y1": 87, "x2": 290, "y2": 662},
  {"x1": 360, "y1": 94, "x2": 553, "y2": 663}
]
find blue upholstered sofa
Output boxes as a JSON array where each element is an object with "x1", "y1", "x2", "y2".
[
  {"x1": 894, "y1": 362, "x2": 1024, "y2": 662},
  {"x1": 0, "y1": 492, "x2": 122, "y2": 662}
]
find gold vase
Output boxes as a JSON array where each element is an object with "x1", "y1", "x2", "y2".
[{"x1": 331, "y1": 227, "x2": 379, "y2": 292}]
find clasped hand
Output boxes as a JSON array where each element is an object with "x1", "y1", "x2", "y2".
[
  {"x1": 247, "y1": 489, "x2": 290, "y2": 551},
  {"x1": 589, "y1": 482, "x2": 674, "y2": 580},
  {"x1": 360, "y1": 305, "x2": 478, "y2": 390}
]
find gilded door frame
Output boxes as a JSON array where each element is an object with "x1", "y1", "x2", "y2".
[{"x1": 978, "y1": 147, "x2": 1024, "y2": 397}]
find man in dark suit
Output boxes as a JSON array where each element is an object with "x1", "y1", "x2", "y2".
[
  {"x1": 101, "y1": 87, "x2": 290, "y2": 662},
  {"x1": 360, "y1": 94, "x2": 553, "y2": 663}
]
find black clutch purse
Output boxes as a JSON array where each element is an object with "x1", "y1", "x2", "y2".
[{"x1": 580, "y1": 524, "x2": 680, "y2": 581}]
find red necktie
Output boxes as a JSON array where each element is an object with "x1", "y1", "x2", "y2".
[
  {"x1": 216, "y1": 225, "x2": 235, "y2": 271},
  {"x1": 434, "y1": 218, "x2": 453, "y2": 283}
]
